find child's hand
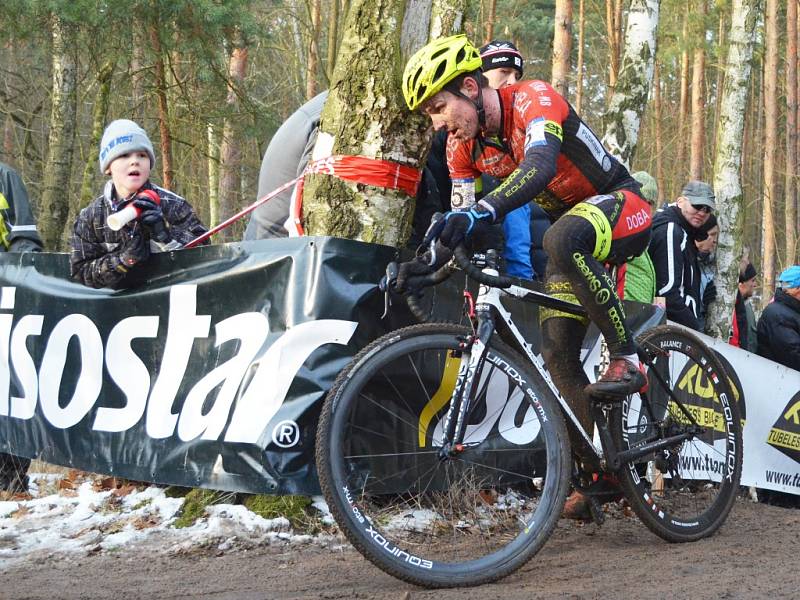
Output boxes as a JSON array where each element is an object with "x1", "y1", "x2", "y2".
[
  {"x1": 119, "y1": 232, "x2": 150, "y2": 268},
  {"x1": 133, "y1": 193, "x2": 170, "y2": 243}
]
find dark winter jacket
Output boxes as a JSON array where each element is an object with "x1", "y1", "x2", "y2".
[
  {"x1": 70, "y1": 180, "x2": 208, "y2": 289},
  {"x1": 647, "y1": 203, "x2": 703, "y2": 330},
  {"x1": 0, "y1": 161, "x2": 43, "y2": 252},
  {"x1": 756, "y1": 289, "x2": 800, "y2": 371}
]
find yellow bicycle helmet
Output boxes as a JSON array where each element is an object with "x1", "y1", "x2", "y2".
[{"x1": 402, "y1": 35, "x2": 483, "y2": 111}]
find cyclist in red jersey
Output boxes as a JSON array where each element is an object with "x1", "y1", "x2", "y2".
[{"x1": 401, "y1": 35, "x2": 652, "y2": 412}]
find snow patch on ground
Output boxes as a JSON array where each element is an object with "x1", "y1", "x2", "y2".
[{"x1": 0, "y1": 473, "x2": 334, "y2": 568}]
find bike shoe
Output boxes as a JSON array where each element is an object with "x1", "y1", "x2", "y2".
[{"x1": 585, "y1": 358, "x2": 647, "y2": 400}]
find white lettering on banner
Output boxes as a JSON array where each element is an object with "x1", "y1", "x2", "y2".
[
  {"x1": 0, "y1": 314, "x2": 12, "y2": 415},
  {"x1": 224, "y1": 319, "x2": 358, "y2": 443},
  {"x1": 94, "y1": 316, "x2": 159, "y2": 432},
  {"x1": 10, "y1": 315, "x2": 43, "y2": 419},
  {"x1": 177, "y1": 312, "x2": 269, "y2": 441},
  {"x1": 146, "y1": 285, "x2": 211, "y2": 439},
  {"x1": 0, "y1": 284, "x2": 358, "y2": 445},
  {"x1": 39, "y1": 314, "x2": 103, "y2": 429}
]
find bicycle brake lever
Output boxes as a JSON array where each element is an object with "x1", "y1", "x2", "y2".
[{"x1": 379, "y1": 262, "x2": 399, "y2": 319}]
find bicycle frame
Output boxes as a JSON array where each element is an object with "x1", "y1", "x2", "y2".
[{"x1": 438, "y1": 261, "x2": 707, "y2": 473}]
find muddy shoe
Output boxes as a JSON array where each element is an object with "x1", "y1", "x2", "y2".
[
  {"x1": 585, "y1": 358, "x2": 647, "y2": 400},
  {"x1": 562, "y1": 490, "x2": 591, "y2": 520}
]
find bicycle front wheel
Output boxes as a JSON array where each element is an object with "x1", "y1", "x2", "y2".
[
  {"x1": 611, "y1": 324, "x2": 743, "y2": 542},
  {"x1": 316, "y1": 323, "x2": 570, "y2": 588}
]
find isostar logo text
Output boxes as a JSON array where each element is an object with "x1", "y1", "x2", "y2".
[{"x1": 0, "y1": 285, "x2": 357, "y2": 444}]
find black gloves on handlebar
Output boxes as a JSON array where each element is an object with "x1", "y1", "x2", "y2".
[{"x1": 424, "y1": 206, "x2": 494, "y2": 250}]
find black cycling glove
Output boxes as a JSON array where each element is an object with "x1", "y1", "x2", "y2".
[{"x1": 118, "y1": 232, "x2": 150, "y2": 269}]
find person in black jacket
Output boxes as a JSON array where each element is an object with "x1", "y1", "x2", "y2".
[
  {"x1": 757, "y1": 265, "x2": 800, "y2": 371},
  {"x1": 70, "y1": 119, "x2": 208, "y2": 289},
  {"x1": 648, "y1": 181, "x2": 715, "y2": 330}
]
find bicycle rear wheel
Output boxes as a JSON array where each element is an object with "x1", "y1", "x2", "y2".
[
  {"x1": 610, "y1": 324, "x2": 743, "y2": 542},
  {"x1": 316, "y1": 323, "x2": 570, "y2": 588}
]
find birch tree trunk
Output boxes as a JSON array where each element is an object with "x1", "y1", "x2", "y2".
[
  {"x1": 207, "y1": 122, "x2": 220, "y2": 227},
  {"x1": 689, "y1": 1, "x2": 707, "y2": 181},
  {"x1": 39, "y1": 14, "x2": 77, "y2": 252},
  {"x1": 326, "y1": 0, "x2": 340, "y2": 81},
  {"x1": 761, "y1": 0, "x2": 778, "y2": 298},
  {"x1": 786, "y1": 0, "x2": 797, "y2": 264},
  {"x1": 601, "y1": 0, "x2": 659, "y2": 170},
  {"x1": 429, "y1": 0, "x2": 467, "y2": 38},
  {"x1": 707, "y1": 0, "x2": 764, "y2": 340},
  {"x1": 302, "y1": 0, "x2": 460, "y2": 246},
  {"x1": 217, "y1": 38, "x2": 249, "y2": 242},
  {"x1": 551, "y1": 0, "x2": 573, "y2": 98}
]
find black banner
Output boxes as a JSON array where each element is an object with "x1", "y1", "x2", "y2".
[{"x1": 0, "y1": 238, "x2": 660, "y2": 495}]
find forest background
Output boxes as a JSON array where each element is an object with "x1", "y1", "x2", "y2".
[{"x1": 0, "y1": 0, "x2": 796, "y2": 314}]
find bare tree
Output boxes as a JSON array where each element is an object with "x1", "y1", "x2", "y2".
[
  {"x1": 761, "y1": 0, "x2": 778, "y2": 298},
  {"x1": 689, "y1": 0, "x2": 707, "y2": 180},
  {"x1": 38, "y1": 14, "x2": 77, "y2": 251},
  {"x1": 654, "y1": 60, "x2": 665, "y2": 205},
  {"x1": 605, "y1": 0, "x2": 622, "y2": 91},
  {"x1": 551, "y1": 0, "x2": 573, "y2": 98},
  {"x1": 484, "y1": 0, "x2": 497, "y2": 43},
  {"x1": 786, "y1": 0, "x2": 798, "y2": 265},
  {"x1": 307, "y1": 0, "x2": 321, "y2": 100},
  {"x1": 707, "y1": 0, "x2": 764, "y2": 339},
  {"x1": 149, "y1": 18, "x2": 174, "y2": 190},
  {"x1": 676, "y1": 14, "x2": 690, "y2": 194},
  {"x1": 575, "y1": 0, "x2": 585, "y2": 112},
  {"x1": 217, "y1": 33, "x2": 249, "y2": 241}
]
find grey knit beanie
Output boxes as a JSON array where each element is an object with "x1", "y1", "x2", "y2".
[{"x1": 98, "y1": 119, "x2": 156, "y2": 174}]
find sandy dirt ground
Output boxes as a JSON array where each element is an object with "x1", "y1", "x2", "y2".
[{"x1": 2, "y1": 497, "x2": 797, "y2": 600}]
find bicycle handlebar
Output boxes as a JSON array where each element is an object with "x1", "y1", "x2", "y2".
[{"x1": 452, "y1": 246, "x2": 514, "y2": 289}]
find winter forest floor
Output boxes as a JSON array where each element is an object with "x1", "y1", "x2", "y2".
[{"x1": 1, "y1": 467, "x2": 798, "y2": 600}]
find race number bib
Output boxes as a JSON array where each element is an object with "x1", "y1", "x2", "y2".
[{"x1": 451, "y1": 178, "x2": 476, "y2": 210}]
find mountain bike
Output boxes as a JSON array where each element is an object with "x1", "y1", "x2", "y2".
[{"x1": 315, "y1": 244, "x2": 743, "y2": 588}]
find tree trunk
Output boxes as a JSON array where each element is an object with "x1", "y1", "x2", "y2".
[
  {"x1": 326, "y1": 0, "x2": 340, "y2": 81},
  {"x1": 689, "y1": 1, "x2": 707, "y2": 181},
  {"x1": 484, "y1": 0, "x2": 497, "y2": 43},
  {"x1": 712, "y1": 8, "x2": 727, "y2": 157},
  {"x1": 149, "y1": 19, "x2": 174, "y2": 191},
  {"x1": 400, "y1": 0, "x2": 432, "y2": 58},
  {"x1": 131, "y1": 34, "x2": 146, "y2": 122},
  {"x1": 786, "y1": 0, "x2": 798, "y2": 265},
  {"x1": 575, "y1": 0, "x2": 585, "y2": 113},
  {"x1": 302, "y1": 0, "x2": 450, "y2": 246},
  {"x1": 429, "y1": 0, "x2": 467, "y2": 37},
  {"x1": 605, "y1": 0, "x2": 621, "y2": 91},
  {"x1": 38, "y1": 14, "x2": 77, "y2": 252},
  {"x1": 207, "y1": 122, "x2": 220, "y2": 227},
  {"x1": 307, "y1": 0, "x2": 321, "y2": 100},
  {"x1": 676, "y1": 14, "x2": 690, "y2": 195},
  {"x1": 654, "y1": 60, "x2": 665, "y2": 205},
  {"x1": 761, "y1": 0, "x2": 778, "y2": 300},
  {"x1": 601, "y1": 0, "x2": 659, "y2": 169},
  {"x1": 217, "y1": 38, "x2": 249, "y2": 242},
  {"x1": 68, "y1": 61, "x2": 114, "y2": 241},
  {"x1": 707, "y1": 0, "x2": 763, "y2": 340},
  {"x1": 551, "y1": 0, "x2": 573, "y2": 98}
]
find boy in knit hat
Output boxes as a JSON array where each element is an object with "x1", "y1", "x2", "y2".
[{"x1": 70, "y1": 119, "x2": 208, "y2": 288}]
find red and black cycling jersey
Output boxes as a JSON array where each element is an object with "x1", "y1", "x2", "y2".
[{"x1": 446, "y1": 80, "x2": 637, "y2": 221}]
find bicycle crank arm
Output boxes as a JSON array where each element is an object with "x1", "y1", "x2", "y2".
[{"x1": 609, "y1": 431, "x2": 697, "y2": 471}]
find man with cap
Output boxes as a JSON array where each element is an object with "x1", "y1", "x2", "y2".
[
  {"x1": 756, "y1": 265, "x2": 800, "y2": 371},
  {"x1": 730, "y1": 261, "x2": 758, "y2": 351},
  {"x1": 70, "y1": 119, "x2": 208, "y2": 289},
  {"x1": 647, "y1": 180, "x2": 715, "y2": 330},
  {"x1": 479, "y1": 40, "x2": 524, "y2": 89}
]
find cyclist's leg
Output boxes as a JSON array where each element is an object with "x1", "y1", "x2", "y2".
[
  {"x1": 539, "y1": 273, "x2": 593, "y2": 455},
  {"x1": 542, "y1": 190, "x2": 651, "y2": 397}
]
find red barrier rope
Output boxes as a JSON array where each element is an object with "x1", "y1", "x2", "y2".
[{"x1": 185, "y1": 154, "x2": 421, "y2": 247}]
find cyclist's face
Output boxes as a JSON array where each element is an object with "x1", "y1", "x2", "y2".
[
  {"x1": 484, "y1": 67, "x2": 520, "y2": 89},
  {"x1": 422, "y1": 89, "x2": 479, "y2": 141}
]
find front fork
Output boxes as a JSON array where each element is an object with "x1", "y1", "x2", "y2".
[{"x1": 437, "y1": 301, "x2": 495, "y2": 460}]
